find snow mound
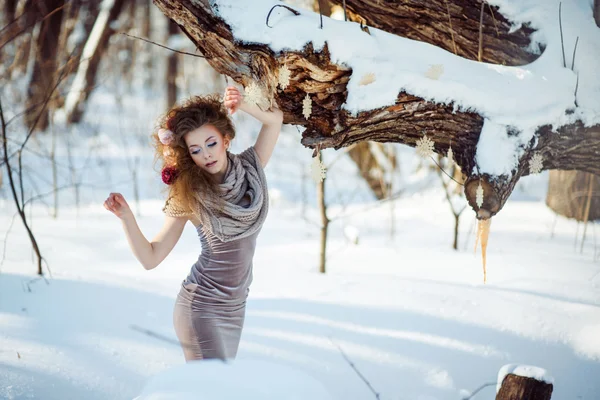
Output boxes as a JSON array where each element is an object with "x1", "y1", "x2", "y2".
[{"x1": 136, "y1": 358, "x2": 334, "y2": 400}]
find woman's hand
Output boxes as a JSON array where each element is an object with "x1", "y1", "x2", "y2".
[
  {"x1": 223, "y1": 86, "x2": 242, "y2": 115},
  {"x1": 104, "y1": 193, "x2": 133, "y2": 220}
]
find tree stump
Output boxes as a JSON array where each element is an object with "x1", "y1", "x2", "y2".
[{"x1": 496, "y1": 365, "x2": 553, "y2": 400}]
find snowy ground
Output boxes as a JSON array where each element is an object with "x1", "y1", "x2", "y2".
[{"x1": 1, "y1": 184, "x2": 599, "y2": 399}]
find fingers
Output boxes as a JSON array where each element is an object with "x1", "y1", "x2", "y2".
[
  {"x1": 223, "y1": 86, "x2": 242, "y2": 106},
  {"x1": 105, "y1": 193, "x2": 124, "y2": 212}
]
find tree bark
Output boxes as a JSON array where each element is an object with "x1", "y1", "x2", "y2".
[
  {"x1": 152, "y1": 0, "x2": 600, "y2": 219},
  {"x1": 63, "y1": 0, "x2": 127, "y2": 124},
  {"x1": 328, "y1": 0, "x2": 539, "y2": 66},
  {"x1": 546, "y1": 171, "x2": 600, "y2": 222},
  {"x1": 3, "y1": 0, "x2": 17, "y2": 26},
  {"x1": 166, "y1": 19, "x2": 179, "y2": 108},
  {"x1": 24, "y1": 0, "x2": 65, "y2": 131},
  {"x1": 347, "y1": 142, "x2": 391, "y2": 200},
  {"x1": 140, "y1": 0, "x2": 153, "y2": 89},
  {"x1": 496, "y1": 373, "x2": 553, "y2": 400}
]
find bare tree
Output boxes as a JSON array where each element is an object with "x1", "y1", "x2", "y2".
[
  {"x1": 62, "y1": 0, "x2": 127, "y2": 124},
  {"x1": 24, "y1": 0, "x2": 66, "y2": 131}
]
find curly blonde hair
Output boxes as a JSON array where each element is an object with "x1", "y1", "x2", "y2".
[{"x1": 153, "y1": 94, "x2": 236, "y2": 217}]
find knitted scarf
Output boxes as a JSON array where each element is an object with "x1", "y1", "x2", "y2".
[
  {"x1": 160, "y1": 147, "x2": 269, "y2": 242},
  {"x1": 196, "y1": 147, "x2": 268, "y2": 242}
]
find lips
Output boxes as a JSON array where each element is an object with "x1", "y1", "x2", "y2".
[{"x1": 205, "y1": 160, "x2": 217, "y2": 168}]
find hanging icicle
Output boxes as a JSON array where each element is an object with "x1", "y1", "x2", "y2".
[{"x1": 474, "y1": 218, "x2": 492, "y2": 283}]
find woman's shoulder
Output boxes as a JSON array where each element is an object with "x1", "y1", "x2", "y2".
[{"x1": 233, "y1": 145, "x2": 262, "y2": 168}]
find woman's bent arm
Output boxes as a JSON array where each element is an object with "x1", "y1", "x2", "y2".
[
  {"x1": 121, "y1": 214, "x2": 187, "y2": 270},
  {"x1": 104, "y1": 192, "x2": 187, "y2": 270}
]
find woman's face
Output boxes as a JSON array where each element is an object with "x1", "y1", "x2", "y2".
[{"x1": 184, "y1": 124, "x2": 230, "y2": 181}]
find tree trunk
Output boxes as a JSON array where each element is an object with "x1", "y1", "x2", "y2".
[
  {"x1": 63, "y1": 0, "x2": 127, "y2": 124},
  {"x1": 24, "y1": 0, "x2": 65, "y2": 131},
  {"x1": 496, "y1": 374, "x2": 553, "y2": 400},
  {"x1": 166, "y1": 19, "x2": 179, "y2": 108},
  {"x1": 140, "y1": 0, "x2": 153, "y2": 89},
  {"x1": 317, "y1": 152, "x2": 329, "y2": 274},
  {"x1": 152, "y1": 0, "x2": 600, "y2": 219},
  {"x1": 546, "y1": 171, "x2": 600, "y2": 222},
  {"x1": 3, "y1": 0, "x2": 17, "y2": 25},
  {"x1": 347, "y1": 142, "x2": 389, "y2": 200},
  {"x1": 59, "y1": 1, "x2": 100, "y2": 82}
]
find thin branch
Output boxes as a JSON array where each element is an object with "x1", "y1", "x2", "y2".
[
  {"x1": 574, "y1": 73, "x2": 579, "y2": 107},
  {"x1": 329, "y1": 336, "x2": 381, "y2": 399},
  {"x1": 478, "y1": 1, "x2": 485, "y2": 62},
  {"x1": 119, "y1": 32, "x2": 205, "y2": 58},
  {"x1": 571, "y1": 36, "x2": 579, "y2": 70},
  {"x1": 444, "y1": 0, "x2": 458, "y2": 55},
  {"x1": 0, "y1": 211, "x2": 19, "y2": 271},
  {"x1": 0, "y1": 3, "x2": 67, "y2": 51},
  {"x1": 265, "y1": 5, "x2": 300, "y2": 28},
  {"x1": 0, "y1": 98, "x2": 45, "y2": 275},
  {"x1": 461, "y1": 382, "x2": 497, "y2": 400},
  {"x1": 486, "y1": 2, "x2": 499, "y2": 37},
  {"x1": 559, "y1": 2, "x2": 566, "y2": 68}
]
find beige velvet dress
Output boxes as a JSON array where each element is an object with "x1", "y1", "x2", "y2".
[{"x1": 169, "y1": 147, "x2": 267, "y2": 361}]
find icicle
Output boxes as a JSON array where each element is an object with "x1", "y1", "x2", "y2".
[{"x1": 474, "y1": 218, "x2": 492, "y2": 283}]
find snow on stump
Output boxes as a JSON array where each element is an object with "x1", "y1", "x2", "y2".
[
  {"x1": 135, "y1": 358, "x2": 334, "y2": 400},
  {"x1": 496, "y1": 364, "x2": 554, "y2": 400}
]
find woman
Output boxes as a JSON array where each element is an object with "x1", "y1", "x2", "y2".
[{"x1": 104, "y1": 86, "x2": 283, "y2": 361}]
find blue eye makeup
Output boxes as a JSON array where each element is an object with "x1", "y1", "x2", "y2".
[
  {"x1": 208, "y1": 142, "x2": 217, "y2": 147},
  {"x1": 191, "y1": 149, "x2": 201, "y2": 155}
]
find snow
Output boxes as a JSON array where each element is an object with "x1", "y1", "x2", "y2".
[
  {"x1": 212, "y1": 0, "x2": 600, "y2": 177},
  {"x1": 497, "y1": 364, "x2": 554, "y2": 393},
  {"x1": 1, "y1": 159, "x2": 600, "y2": 399},
  {"x1": 136, "y1": 359, "x2": 334, "y2": 399},
  {"x1": 1, "y1": 2, "x2": 600, "y2": 399}
]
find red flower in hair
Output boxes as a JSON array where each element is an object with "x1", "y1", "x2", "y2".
[{"x1": 161, "y1": 166, "x2": 179, "y2": 185}]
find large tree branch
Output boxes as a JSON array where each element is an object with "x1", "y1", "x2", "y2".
[
  {"x1": 152, "y1": 0, "x2": 599, "y2": 219},
  {"x1": 328, "y1": 0, "x2": 539, "y2": 65}
]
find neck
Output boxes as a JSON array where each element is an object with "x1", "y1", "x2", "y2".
[{"x1": 213, "y1": 155, "x2": 229, "y2": 183}]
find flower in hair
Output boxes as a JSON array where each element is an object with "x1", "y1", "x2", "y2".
[
  {"x1": 161, "y1": 166, "x2": 179, "y2": 185},
  {"x1": 158, "y1": 128, "x2": 175, "y2": 145}
]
